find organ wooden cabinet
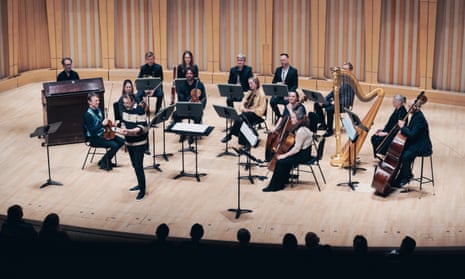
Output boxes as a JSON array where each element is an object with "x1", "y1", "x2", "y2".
[{"x1": 42, "y1": 78, "x2": 105, "y2": 145}]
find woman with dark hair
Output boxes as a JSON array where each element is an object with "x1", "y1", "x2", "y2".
[{"x1": 177, "y1": 50, "x2": 199, "y2": 78}]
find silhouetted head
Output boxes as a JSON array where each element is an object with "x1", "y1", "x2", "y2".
[
  {"x1": 399, "y1": 236, "x2": 416, "y2": 256},
  {"x1": 236, "y1": 228, "x2": 251, "y2": 246},
  {"x1": 155, "y1": 223, "x2": 170, "y2": 241},
  {"x1": 282, "y1": 233, "x2": 298, "y2": 251},
  {"x1": 41, "y1": 213, "x2": 60, "y2": 233},
  {"x1": 190, "y1": 223, "x2": 204, "y2": 242},
  {"x1": 353, "y1": 234, "x2": 368, "y2": 255},
  {"x1": 7, "y1": 204, "x2": 23, "y2": 223},
  {"x1": 305, "y1": 232, "x2": 320, "y2": 249}
]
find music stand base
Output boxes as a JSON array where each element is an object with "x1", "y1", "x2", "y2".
[
  {"x1": 155, "y1": 153, "x2": 174, "y2": 161},
  {"x1": 217, "y1": 149, "x2": 237, "y2": 157},
  {"x1": 144, "y1": 163, "x2": 162, "y2": 172},
  {"x1": 174, "y1": 171, "x2": 207, "y2": 182},
  {"x1": 228, "y1": 208, "x2": 252, "y2": 219},
  {"x1": 40, "y1": 179, "x2": 63, "y2": 189},
  {"x1": 337, "y1": 181, "x2": 358, "y2": 191}
]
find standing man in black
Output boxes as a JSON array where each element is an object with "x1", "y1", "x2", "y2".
[
  {"x1": 393, "y1": 99, "x2": 432, "y2": 188},
  {"x1": 137, "y1": 51, "x2": 164, "y2": 114},
  {"x1": 120, "y1": 94, "x2": 149, "y2": 201},
  {"x1": 270, "y1": 53, "x2": 299, "y2": 121},
  {"x1": 226, "y1": 53, "x2": 253, "y2": 107},
  {"x1": 83, "y1": 92, "x2": 124, "y2": 171},
  {"x1": 57, "y1": 57, "x2": 80, "y2": 81}
]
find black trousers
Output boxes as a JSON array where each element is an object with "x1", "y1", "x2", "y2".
[
  {"x1": 268, "y1": 147, "x2": 311, "y2": 190},
  {"x1": 314, "y1": 103, "x2": 334, "y2": 132},
  {"x1": 270, "y1": 96, "x2": 289, "y2": 118},
  {"x1": 128, "y1": 144, "x2": 146, "y2": 192},
  {"x1": 89, "y1": 136, "x2": 124, "y2": 165}
]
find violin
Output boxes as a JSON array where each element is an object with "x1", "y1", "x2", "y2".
[
  {"x1": 103, "y1": 108, "x2": 116, "y2": 140},
  {"x1": 190, "y1": 80, "x2": 201, "y2": 102}
]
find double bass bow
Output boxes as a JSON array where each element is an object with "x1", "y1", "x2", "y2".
[{"x1": 371, "y1": 91, "x2": 427, "y2": 196}]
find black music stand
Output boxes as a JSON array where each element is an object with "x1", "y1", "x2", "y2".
[
  {"x1": 217, "y1": 83, "x2": 243, "y2": 132},
  {"x1": 238, "y1": 122, "x2": 266, "y2": 184},
  {"x1": 136, "y1": 77, "x2": 161, "y2": 119},
  {"x1": 302, "y1": 89, "x2": 328, "y2": 105},
  {"x1": 213, "y1": 104, "x2": 240, "y2": 157},
  {"x1": 337, "y1": 115, "x2": 358, "y2": 190},
  {"x1": 153, "y1": 104, "x2": 175, "y2": 161},
  {"x1": 263, "y1": 83, "x2": 289, "y2": 123},
  {"x1": 30, "y1": 122, "x2": 63, "y2": 189},
  {"x1": 168, "y1": 122, "x2": 213, "y2": 182},
  {"x1": 175, "y1": 101, "x2": 203, "y2": 153},
  {"x1": 228, "y1": 147, "x2": 253, "y2": 219},
  {"x1": 344, "y1": 108, "x2": 368, "y2": 173}
]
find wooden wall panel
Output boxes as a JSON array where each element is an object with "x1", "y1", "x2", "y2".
[{"x1": 0, "y1": 0, "x2": 7, "y2": 78}]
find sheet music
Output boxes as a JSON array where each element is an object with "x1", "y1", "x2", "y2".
[
  {"x1": 240, "y1": 122, "x2": 258, "y2": 147},
  {"x1": 171, "y1": 122, "x2": 209, "y2": 134},
  {"x1": 341, "y1": 114, "x2": 357, "y2": 142}
]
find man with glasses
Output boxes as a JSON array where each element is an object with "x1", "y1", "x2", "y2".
[{"x1": 57, "y1": 57, "x2": 80, "y2": 82}]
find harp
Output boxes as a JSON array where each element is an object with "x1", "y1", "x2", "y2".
[{"x1": 329, "y1": 67, "x2": 385, "y2": 167}]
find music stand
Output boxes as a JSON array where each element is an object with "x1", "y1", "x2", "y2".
[
  {"x1": 238, "y1": 122, "x2": 266, "y2": 184},
  {"x1": 213, "y1": 104, "x2": 240, "y2": 157},
  {"x1": 302, "y1": 89, "x2": 328, "y2": 105},
  {"x1": 217, "y1": 83, "x2": 244, "y2": 131},
  {"x1": 263, "y1": 83, "x2": 289, "y2": 123},
  {"x1": 228, "y1": 147, "x2": 253, "y2": 219},
  {"x1": 337, "y1": 115, "x2": 358, "y2": 190},
  {"x1": 175, "y1": 102, "x2": 203, "y2": 153},
  {"x1": 135, "y1": 77, "x2": 161, "y2": 94},
  {"x1": 174, "y1": 78, "x2": 187, "y2": 94},
  {"x1": 153, "y1": 104, "x2": 175, "y2": 161},
  {"x1": 30, "y1": 122, "x2": 63, "y2": 189},
  {"x1": 344, "y1": 108, "x2": 368, "y2": 173}
]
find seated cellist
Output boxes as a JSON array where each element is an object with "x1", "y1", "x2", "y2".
[
  {"x1": 262, "y1": 113, "x2": 313, "y2": 192},
  {"x1": 265, "y1": 91, "x2": 306, "y2": 162}
]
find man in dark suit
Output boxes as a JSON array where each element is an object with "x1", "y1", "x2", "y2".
[
  {"x1": 394, "y1": 100, "x2": 432, "y2": 188},
  {"x1": 226, "y1": 53, "x2": 254, "y2": 107},
  {"x1": 270, "y1": 53, "x2": 299, "y2": 120},
  {"x1": 137, "y1": 51, "x2": 164, "y2": 114}
]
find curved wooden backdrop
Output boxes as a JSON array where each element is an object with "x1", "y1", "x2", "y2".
[{"x1": 0, "y1": 0, "x2": 464, "y2": 103}]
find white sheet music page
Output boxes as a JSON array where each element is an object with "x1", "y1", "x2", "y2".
[
  {"x1": 240, "y1": 122, "x2": 258, "y2": 147},
  {"x1": 171, "y1": 122, "x2": 209, "y2": 133}
]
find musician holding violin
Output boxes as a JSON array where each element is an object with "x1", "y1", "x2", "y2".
[
  {"x1": 392, "y1": 98, "x2": 432, "y2": 188},
  {"x1": 262, "y1": 113, "x2": 313, "y2": 192},
  {"x1": 83, "y1": 92, "x2": 124, "y2": 171},
  {"x1": 171, "y1": 67, "x2": 207, "y2": 143},
  {"x1": 221, "y1": 76, "x2": 266, "y2": 145}
]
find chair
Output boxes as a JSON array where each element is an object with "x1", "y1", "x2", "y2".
[
  {"x1": 254, "y1": 99, "x2": 269, "y2": 133},
  {"x1": 410, "y1": 153, "x2": 435, "y2": 194},
  {"x1": 290, "y1": 136, "x2": 326, "y2": 191},
  {"x1": 113, "y1": 101, "x2": 122, "y2": 123},
  {"x1": 81, "y1": 141, "x2": 117, "y2": 170}
]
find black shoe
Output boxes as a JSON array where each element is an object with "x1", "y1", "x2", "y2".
[
  {"x1": 323, "y1": 130, "x2": 334, "y2": 137},
  {"x1": 398, "y1": 178, "x2": 411, "y2": 187},
  {"x1": 221, "y1": 134, "x2": 232, "y2": 143},
  {"x1": 188, "y1": 136, "x2": 194, "y2": 145},
  {"x1": 144, "y1": 149, "x2": 151, "y2": 155},
  {"x1": 262, "y1": 187, "x2": 279, "y2": 192},
  {"x1": 136, "y1": 191, "x2": 145, "y2": 200},
  {"x1": 129, "y1": 185, "x2": 140, "y2": 192},
  {"x1": 99, "y1": 164, "x2": 112, "y2": 171}
]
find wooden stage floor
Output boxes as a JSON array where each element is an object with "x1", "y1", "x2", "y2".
[{"x1": 1, "y1": 81, "x2": 464, "y2": 249}]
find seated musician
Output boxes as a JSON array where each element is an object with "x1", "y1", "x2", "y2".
[
  {"x1": 226, "y1": 53, "x2": 253, "y2": 107},
  {"x1": 119, "y1": 93, "x2": 149, "y2": 201},
  {"x1": 177, "y1": 50, "x2": 199, "y2": 78},
  {"x1": 265, "y1": 91, "x2": 306, "y2": 162},
  {"x1": 221, "y1": 76, "x2": 266, "y2": 145},
  {"x1": 137, "y1": 51, "x2": 164, "y2": 114},
  {"x1": 314, "y1": 62, "x2": 355, "y2": 137},
  {"x1": 393, "y1": 99, "x2": 432, "y2": 188},
  {"x1": 57, "y1": 57, "x2": 80, "y2": 82},
  {"x1": 262, "y1": 113, "x2": 313, "y2": 192},
  {"x1": 171, "y1": 67, "x2": 207, "y2": 144},
  {"x1": 83, "y1": 92, "x2": 124, "y2": 171},
  {"x1": 270, "y1": 53, "x2": 299, "y2": 121},
  {"x1": 371, "y1": 94, "x2": 408, "y2": 159}
]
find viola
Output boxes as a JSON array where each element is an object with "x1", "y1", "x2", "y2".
[{"x1": 371, "y1": 91, "x2": 427, "y2": 196}]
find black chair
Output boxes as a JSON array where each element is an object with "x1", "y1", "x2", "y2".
[
  {"x1": 113, "y1": 101, "x2": 122, "y2": 124},
  {"x1": 254, "y1": 99, "x2": 269, "y2": 133},
  {"x1": 81, "y1": 141, "x2": 117, "y2": 170},
  {"x1": 290, "y1": 136, "x2": 326, "y2": 191}
]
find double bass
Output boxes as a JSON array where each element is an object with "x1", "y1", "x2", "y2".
[{"x1": 371, "y1": 91, "x2": 427, "y2": 196}]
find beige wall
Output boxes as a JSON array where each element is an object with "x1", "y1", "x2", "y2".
[{"x1": 0, "y1": 0, "x2": 464, "y2": 105}]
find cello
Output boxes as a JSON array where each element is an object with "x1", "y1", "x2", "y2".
[{"x1": 371, "y1": 91, "x2": 427, "y2": 196}]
